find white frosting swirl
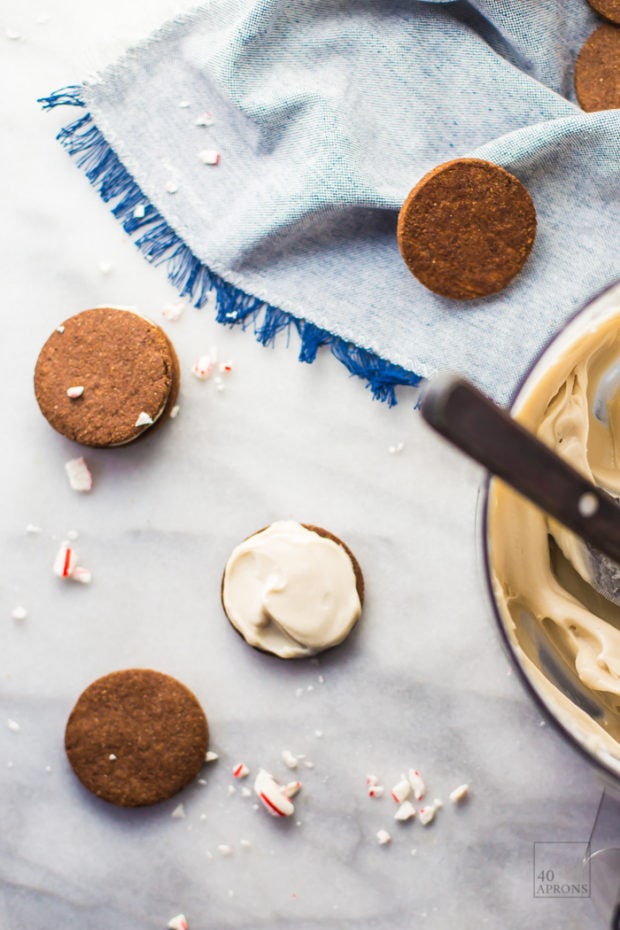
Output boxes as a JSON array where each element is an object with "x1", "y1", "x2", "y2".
[{"x1": 222, "y1": 521, "x2": 362, "y2": 658}]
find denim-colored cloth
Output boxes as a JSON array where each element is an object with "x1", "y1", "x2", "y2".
[{"x1": 64, "y1": 0, "x2": 620, "y2": 402}]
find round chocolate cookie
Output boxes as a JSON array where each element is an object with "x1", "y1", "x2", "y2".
[
  {"x1": 587, "y1": 0, "x2": 620, "y2": 24},
  {"x1": 397, "y1": 158, "x2": 537, "y2": 300},
  {"x1": 34, "y1": 307, "x2": 180, "y2": 447},
  {"x1": 575, "y1": 24, "x2": 620, "y2": 112},
  {"x1": 65, "y1": 669, "x2": 208, "y2": 807},
  {"x1": 221, "y1": 521, "x2": 364, "y2": 659}
]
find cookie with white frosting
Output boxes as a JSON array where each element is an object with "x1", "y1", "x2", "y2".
[
  {"x1": 34, "y1": 307, "x2": 180, "y2": 447},
  {"x1": 221, "y1": 521, "x2": 364, "y2": 659}
]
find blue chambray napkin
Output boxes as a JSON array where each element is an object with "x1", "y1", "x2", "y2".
[{"x1": 41, "y1": 0, "x2": 620, "y2": 404}]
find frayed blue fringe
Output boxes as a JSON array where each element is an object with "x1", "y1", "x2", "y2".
[{"x1": 39, "y1": 86, "x2": 423, "y2": 405}]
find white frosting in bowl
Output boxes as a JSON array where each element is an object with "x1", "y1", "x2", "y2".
[{"x1": 222, "y1": 521, "x2": 362, "y2": 658}]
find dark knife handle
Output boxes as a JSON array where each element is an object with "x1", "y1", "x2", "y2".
[{"x1": 420, "y1": 371, "x2": 620, "y2": 564}]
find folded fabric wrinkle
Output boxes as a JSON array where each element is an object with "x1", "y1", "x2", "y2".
[{"x1": 39, "y1": 1, "x2": 620, "y2": 405}]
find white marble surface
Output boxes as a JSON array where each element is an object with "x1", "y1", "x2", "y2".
[{"x1": 0, "y1": 3, "x2": 613, "y2": 928}]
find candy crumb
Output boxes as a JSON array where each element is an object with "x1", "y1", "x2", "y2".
[
  {"x1": 233, "y1": 763, "x2": 250, "y2": 779},
  {"x1": 167, "y1": 915, "x2": 189, "y2": 930},
  {"x1": 281, "y1": 781, "x2": 302, "y2": 799},
  {"x1": 418, "y1": 805, "x2": 436, "y2": 826},
  {"x1": 240, "y1": 839, "x2": 252, "y2": 849},
  {"x1": 377, "y1": 829, "x2": 392, "y2": 845},
  {"x1": 65, "y1": 457, "x2": 93, "y2": 493},
  {"x1": 161, "y1": 301, "x2": 185, "y2": 321},
  {"x1": 165, "y1": 179, "x2": 178, "y2": 194},
  {"x1": 135, "y1": 411, "x2": 154, "y2": 428},
  {"x1": 71, "y1": 566, "x2": 92, "y2": 585},
  {"x1": 240, "y1": 786, "x2": 252, "y2": 798},
  {"x1": 171, "y1": 803, "x2": 186, "y2": 819},
  {"x1": 192, "y1": 355, "x2": 215, "y2": 380},
  {"x1": 449, "y1": 784, "x2": 469, "y2": 804},
  {"x1": 394, "y1": 801, "x2": 416, "y2": 822},
  {"x1": 254, "y1": 769, "x2": 295, "y2": 817},
  {"x1": 205, "y1": 750, "x2": 219, "y2": 762},
  {"x1": 170, "y1": 405, "x2": 180, "y2": 419},
  {"x1": 178, "y1": 100, "x2": 191, "y2": 108},
  {"x1": 227, "y1": 785, "x2": 237, "y2": 796},
  {"x1": 53, "y1": 541, "x2": 77, "y2": 579},
  {"x1": 199, "y1": 149, "x2": 220, "y2": 166},
  {"x1": 282, "y1": 749, "x2": 299, "y2": 769},
  {"x1": 66, "y1": 385, "x2": 84, "y2": 399},
  {"x1": 11, "y1": 606, "x2": 27, "y2": 621},
  {"x1": 217, "y1": 845, "x2": 233, "y2": 856},
  {"x1": 25, "y1": 524, "x2": 42, "y2": 534},
  {"x1": 195, "y1": 112, "x2": 213, "y2": 126},
  {"x1": 391, "y1": 778, "x2": 412, "y2": 804},
  {"x1": 368, "y1": 785, "x2": 385, "y2": 799},
  {"x1": 7, "y1": 720, "x2": 20, "y2": 733},
  {"x1": 366, "y1": 775, "x2": 379, "y2": 786},
  {"x1": 408, "y1": 769, "x2": 426, "y2": 800},
  {"x1": 98, "y1": 261, "x2": 113, "y2": 275}
]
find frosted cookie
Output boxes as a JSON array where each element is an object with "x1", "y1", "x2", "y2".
[
  {"x1": 34, "y1": 307, "x2": 180, "y2": 446},
  {"x1": 221, "y1": 521, "x2": 364, "y2": 659},
  {"x1": 397, "y1": 158, "x2": 537, "y2": 300},
  {"x1": 65, "y1": 669, "x2": 208, "y2": 807},
  {"x1": 575, "y1": 24, "x2": 620, "y2": 112}
]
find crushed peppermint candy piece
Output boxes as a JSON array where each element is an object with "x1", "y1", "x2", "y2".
[
  {"x1": 71, "y1": 566, "x2": 92, "y2": 585},
  {"x1": 178, "y1": 100, "x2": 191, "y2": 108},
  {"x1": 391, "y1": 778, "x2": 412, "y2": 804},
  {"x1": 254, "y1": 768, "x2": 295, "y2": 817},
  {"x1": 281, "y1": 781, "x2": 302, "y2": 799},
  {"x1": 388, "y1": 441, "x2": 405, "y2": 455},
  {"x1": 233, "y1": 763, "x2": 250, "y2": 779},
  {"x1": 219, "y1": 361, "x2": 233, "y2": 374},
  {"x1": 171, "y1": 803, "x2": 186, "y2": 819},
  {"x1": 214, "y1": 376, "x2": 225, "y2": 393},
  {"x1": 161, "y1": 301, "x2": 185, "y2": 321},
  {"x1": 170, "y1": 405, "x2": 180, "y2": 419},
  {"x1": 133, "y1": 203, "x2": 146, "y2": 219},
  {"x1": 192, "y1": 354, "x2": 215, "y2": 380},
  {"x1": 433, "y1": 798, "x2": 443, "y2": 810},
  {"x1": 25, "y1": 523, "x2": 42, "y2": 534},
  {"x1": 227, "y1": 784, "x2": 237, "y2": 795},
  {"x1": 449, "y1": 784, "x2": 469, "y2": 804},
  {"x1": 240, "y1": 786, "x2": 252, "y2": 798},
  {"x1": 394, "y1": 801, "x2": 416, "y2": 822},
  {"x1": 7, "y1": 719, "x2": 20, "y2": 732},
  {"x1": 6, "y1": 27, "x2": 22, "y2": 40},
  {"x1": 377, "y1": 829, "x2": 392, "y2": 845},
  {"x1": 98, "y1": 261, "x2": 113, "y2": 275},
  {"x1": 282, "y1": 749, "x2": 299, "y2": 769},
  {"x1": 217, "y1": 844, "x2": 233, "y2": 856},
  {"x1": 366, "y1": 775, "x2": 380, "y2": 786},
  {"x1": 167, "y1": 915, "x2": 189, "y2": 930},
  {"x1": 135, "y1": 411, "x2": 154, "y2": 428},
  {"x1": 240, "y1": 839, "x2": 251, "y2": 849},
  {"x1": 205, "y1": 750, "x2": 219, "y2": 762},
  {"x1": 109, "y1": 753, "x2": 117, "y2": 761},
  {"x1": 53, "y1": 541, "x2": 78, "y2": 578},
  {"x1": 408, "y1": 769, "x2": 426, "y2": 800},
  {"x1": 11, "y1": 606, "x2": 27, "y2": 621},
  {"x1": 199, "y1": 149, "x2": 220, "y2": 166},
  {"x1": 67, "y1": 529, "x2": 79, "y2": 541},
  {"x1": 165, "y1": 179, "x2": 178, "y2": 194},
  {"x1": 368, "y1": 784, "x2": 385, "y2": 799},
  {"x1": 56, "y1": 325, "x2": 65, "y2": 333},
  {"x1": 65, "y1": 457, "x2": 92, "y2": 492},
  {"x1": 418, "y1": 804, "x2": 437, "y2": 826},
  {"x1": 66, "y1": 385, "x2": 84, "y2": 399},
  {"x1": 195, "y1": 112, "x2": 213, "y2": 126}
]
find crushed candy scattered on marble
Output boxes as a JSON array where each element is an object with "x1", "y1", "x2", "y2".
[
  {"x1": 227, "y1": 784, "x2": 237, "y2": 795},
  {"x1": 240, "y1": 839, "x2": 252, "y2": 849},
  {"x1": 98, "y1": 261, "x2": 113, "y2": 275},
  {"x1": 240, "y1": 786, "x2": 252, "y2": 798},
  {"x1": 418, "y1": 804, "x2": 437, "y2": 826},
  {"x1": 233, "y1": 763, "x2": 250, "y2": 779},
  {"x1": 218, "y1": 845, "x2": 233, "y2": 856},
  {"x1": 7, "y1": 719, "x2": 20, "y2": 733},
  {"x1": 26, "y1": 523, "x2": 42, "y2": 534},
  {"x1": 192, "y1": 353, "x2": 216, "y2": 380},
  {"x1": 171, "y1": 803, "x2": 186, "y2": 819},
  {"x1": 377, "y1": 829, "x2": 392, "y2": 845},
  {"x1": 368, "y1": 784, "x2": 384, "y2": 799},
  {"x1": 178, "y1": 100, "x2": 191, "y2": 108},
  {"x1": 394, "y1": 801, "x2": 416, "y2": 822},
  {"x1": 254, "y1": 768, "x2": 295, "y2": 817},
  {"x1": 205, "y1": 750, "x2": 219, "y2": 762},
  {"x1": 388, "y1": 441, "x2": 405, "y2": 455},
  {"x1": 11, "y1": 606, "x2": 27, "y2": 621},
  {"x1": 170, "y1": 405, "x2": 180, "y2": 419},
  {"x1": 281, "y1": 781, "x2": 302, "y2": 799},
  {"x1": 167, "y1": 915, "x2": 189, "y2": 930},
  {"x1": 449, "y1": 784, "x2": 469, "y2": 804},
  {"x1": 65, "y1": 457, "x2": 92, "y2": 493},
  {"x1": 53, "y1": 541, "x2": 78, "y2": 579},
  {"x1": 165, "y1": 179, "x2": 178, "y2": 194},
  {"x1": 408, "y1": 769, "x2": 426, "y2": 800},
  {"x1": 391, "y1": 778, "x2": 411, "y2": 804}
]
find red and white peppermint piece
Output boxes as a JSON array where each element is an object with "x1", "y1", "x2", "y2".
[
  {"x1": 167, "y1": 915, "x2": 189, "y2": 930},
  {"x1": 391, "y1": 778, "x2": 411, "y2": 804},
  {"x1": 366, "y1": 774, "x2": 380, "y2": 787},
  {"x1": 71, "y1": 566, "x2": 92, "y2": 585},
  {"x1": 233, "y1": 763, "x2": 250, "y2": 779},
  {"x1": 376, "y1": 829, "x2": 391, "y2": 845},
  {"x1": 254, "y1": 769, "x2": 295, "y2": 817},
  {"x1": 408, "y1": 769, "x2": 426, "y2": 800},
  {"x1": 368, "y1": 784, "x2": 385, "y2": 799},
  {"x1": 66, "y1": 385, "x2": 84, "y2": 399},
  {"x1": 418, "y1": 804, "x2": 436, "y2": 826},
  {"x1": 394, "y1": 801, "x2": 416, "y2": 822},
  {"x1": 53, "y1": 541, "x2": 77, "y2": 578},
  {"x1": 199, "y1": 149, "x2": 220, "y2": 165},
  {"x1": 219, "y1": 361, "x2": 233, "y2": 374},
  {"x1": 191, "y1": 354, "x2": 215, "y2": 380},
  {"x1": 449, "y1": 784, "x2": 469, "y2": 804},
  {"x1": 281, "y1": 781, "x2": 302, "y2": 799},
  {"x1": 135, "y1": 411, "x2": 154, "y2": 428},
  {"x1": 65, "y1": 457, "x2": 92, "y2": 493},
  {"x1": 161, "y1": 301, "x2": 185, "y2": 322},
  {"x1": 195, "y1": 112, "x2": 213, "y2": 127}
]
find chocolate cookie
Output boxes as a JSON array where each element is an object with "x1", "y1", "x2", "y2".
[
  {"x1": 65, "y1": 669, "x2": 208, "y2": 807},
  {"x1": 587, "y1": 0, "x2": 620, "y2": 24},
  {"x1": 34, "y1": 307, "x2": 180, "y2": 447},
  {"x1": 397, "y1": 158, "x2": 537, "y2": 300},
  {"x1": 221, "y1": 521, "x2": 364, "y2": 659},
  {"x1": 575, "y1": 24, "x2": 620, "y2": 112}
]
